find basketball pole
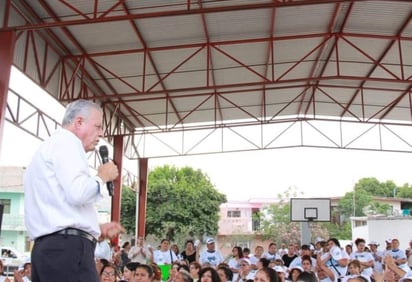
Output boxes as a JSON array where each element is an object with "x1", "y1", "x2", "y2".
[{"x1": 300, "y1": 220, "x2": 311, "y2": 245}]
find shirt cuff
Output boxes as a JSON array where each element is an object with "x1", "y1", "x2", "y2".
[{"x1": 95, "y1": 176, "x2": 109, "y2": 197}]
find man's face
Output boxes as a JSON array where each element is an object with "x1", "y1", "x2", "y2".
[
  {"x1": 269, "y1": 244, "x2": 277, "y2": 254},
  {"x1": 255, "y1": 246, "x2": 264, "y2": 256},
  {"x1": 392, "y1": 239, "x2": 400, "y2": 249},
  {"x1": 207, "y1": 242, "x2": 215, "y2": 251},
  {"x1": 76, "y1": 108, "x2": 103, "y2": 152}
]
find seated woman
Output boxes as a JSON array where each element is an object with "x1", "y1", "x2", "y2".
[{"x1": 341, "y1": 260, "x2": 370, "y2": 282}]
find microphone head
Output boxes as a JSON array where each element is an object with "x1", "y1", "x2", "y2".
[{"x1": 99, "y1": 145, "x2": 109, "y2": 158}]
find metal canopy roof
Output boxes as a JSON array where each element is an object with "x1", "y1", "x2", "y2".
[{"x1": 2, "y1": 0, "x2": 412, "y2": 159}]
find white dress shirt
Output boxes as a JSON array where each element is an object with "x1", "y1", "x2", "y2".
[{"x1": 24, "y1": 128, "x2": 107, "y2": 239}]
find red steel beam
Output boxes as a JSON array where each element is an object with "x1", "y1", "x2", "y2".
[
  {"x1": 111, "y1": 134, "x2": 124, "y2": 246},
  {"x1": 4, "y1": 0, "x2": 364, "y2": 32},
  {"x1": 0, "y1": 31, "x2": 16, "y2": 154},
  {"x1": 137, "y1": 158, "x2": 148, "y2": 238}
]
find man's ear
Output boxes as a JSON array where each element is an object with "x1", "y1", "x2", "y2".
[{"x1": 73, "y1": 116, "x2": 83, "y2": 129}]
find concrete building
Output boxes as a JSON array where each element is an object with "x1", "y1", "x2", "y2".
[
  {"x1": 0, "y1": 166, "x2": 29, "y2": 253},
  {"x1": 351, "y1": 216, "x2": 412, "y2": 250},
  {"x1": 216, "y1": 199, "x2": 283, "y2": 257}
]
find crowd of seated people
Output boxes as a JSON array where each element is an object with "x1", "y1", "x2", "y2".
[{"x1": 91, "y1": 236, "x2": 412, "y2": 282}]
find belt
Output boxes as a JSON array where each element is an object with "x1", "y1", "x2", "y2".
[{"x1": 35, "y1": 228, "x2": 97, "y2": 245}]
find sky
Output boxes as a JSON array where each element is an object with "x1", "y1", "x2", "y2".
[
  {"x1": 148, "y1": 147, "x2": 412, "y2": 200},
  {"x1": 2, "y1": 68, "x2": 412, "y2": 201}
]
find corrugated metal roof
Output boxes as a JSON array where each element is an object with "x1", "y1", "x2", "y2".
[{"x1": 2, "y1": 0, "x2": 412, "y2": 158}]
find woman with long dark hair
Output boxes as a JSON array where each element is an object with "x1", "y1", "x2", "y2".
[
  {"x1": 181, "y1": 240, "x2": 198, "y2": 264},
  {"x1": 228, "y1": 246, "x2": 244, "y2": 273}
]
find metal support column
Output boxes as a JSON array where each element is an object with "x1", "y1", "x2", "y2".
[
  {"x1": 0, "y1": 31, "x2": 16, "y2": 154},
  {"x1": 300, "y1": 221, "x2": 311, "y2": 245},
  {"x1": 137, "y1": 158, "x2": 148, "y2": 238},
  {"x1": 111, "y1": 135, "x2": 124, "y2": 246}
]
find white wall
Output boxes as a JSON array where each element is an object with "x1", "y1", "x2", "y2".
[{"x1": 352, "y1": 217, "x2": 412, "y2": 249}]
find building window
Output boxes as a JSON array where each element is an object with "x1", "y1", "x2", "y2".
[
  {"x1": 0, "y1": 199, "x2": 11, "y2": 214},
  {"x1": 252, "y1": 208, "x2": 260, "y2": 231},
  {"x1": 236, "y1": 242, "x2": 250, "y2": 249},
  {"x1": 227, "y1": 210, "x2": 241, "y2": 217}
]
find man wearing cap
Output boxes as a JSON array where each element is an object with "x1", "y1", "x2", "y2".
[
  {"x1": 368, "y1": 240, "x2": 384, "y2": 280},
  {"x1": 289, "y1": 244, "x2": 317, "y2": 272},
  {"x1": 233, "y1": 258, "x2": 256, "y2": 282},
  {"x1": 199, "y1": 238, "x2": 224, "y2": 267}
]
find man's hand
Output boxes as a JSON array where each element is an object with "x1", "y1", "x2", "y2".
[
  {"x1": 99, "y1": 221, "x2": 125, "y2": 240},
  {"x1": 97, "y1": 161, "x2": 119, "y2": 183}
]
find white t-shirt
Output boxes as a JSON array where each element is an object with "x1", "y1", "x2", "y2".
[
  {"x1": 385, "y1": 249, "x2": 408, "y2": 270},
  {"x1": 370, "y1": 249, "x2": 384, "y2": 274},
  {"x1": 289, "y1": 256, "x2": 317, "y2": 271},
  {"x1": 199, "y1": 249, "x2": 224, "y2": 266},
  {"x1": 249, "y1": 255, "x2": 261, "y2": 266},
  {"x1": 263, "y1": 252, "x2": 282, "y2": 261},
  {"x1": 326, "y1": 246, "x2": 348, "y2": 279},
  {"x1": 228, "y1": 257, "x2": 240, "y2": 270},
  {"x1": 153, "y1": 249, "x2": 178, "y2": 265},
  {"x1": 350, "y1": 251, "x2": 374, "y2": 277}
]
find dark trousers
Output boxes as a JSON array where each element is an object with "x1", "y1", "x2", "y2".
[{"x1": 32, "y1": 234, "x2": 99, "y2": 282}]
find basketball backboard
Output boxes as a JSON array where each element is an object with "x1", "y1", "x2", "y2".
[{"x1": 290, "y1": 198, "x2": 331, "y2": 222}]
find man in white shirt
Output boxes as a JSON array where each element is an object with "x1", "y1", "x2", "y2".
[
  {"x1": 199, "y1": 238, "x2": 224, "y2": 267},
  {"x1": 385, "y1": 238, "x2": 408, "y2": 269},
  {"x1": 249, "y1": 245, "x2": 264, "y2": 270},
  {"x1": 129, "y1": 236, "x2": 150, "y2": 264},
  {"x1": 289, "y1": 245, "x2": 317, "y2": 271},
  {"x1": 24, "y1": 99, "x2": 123, "y2": 282},
  {"x1": 263, "y1": 243, "x2": 282, "y2": 261}
]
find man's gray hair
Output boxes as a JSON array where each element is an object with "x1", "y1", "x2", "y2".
[{"x1": 62, "y1": 99, "x2": 102, "y2": 126}]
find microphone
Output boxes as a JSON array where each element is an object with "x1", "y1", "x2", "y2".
[{"x1": 98, "y1": 145, "x2": 114, "y2": 196}]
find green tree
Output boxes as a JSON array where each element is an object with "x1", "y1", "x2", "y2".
[
  {"x1": 257, "y1": 187, "x2": 302, "y2": 243},
  {"x1": 397, "y1": 183, "x2": 412, "y2": 198},
  {"x1": 146, "y1": 165, "x2": 227, "y2": 241},
  {"x1": 318, "y1": 221, "x2": 351, "y2": 239},
  {"x1": 120, "y1": 185, "x2": 137, "y2": 234},
  {"x1": 354, "y1": 177, "x2": 396, "y2": 197},
  {"x1": 339, "y1": 189, "x2": 372, "y2": 217}
]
